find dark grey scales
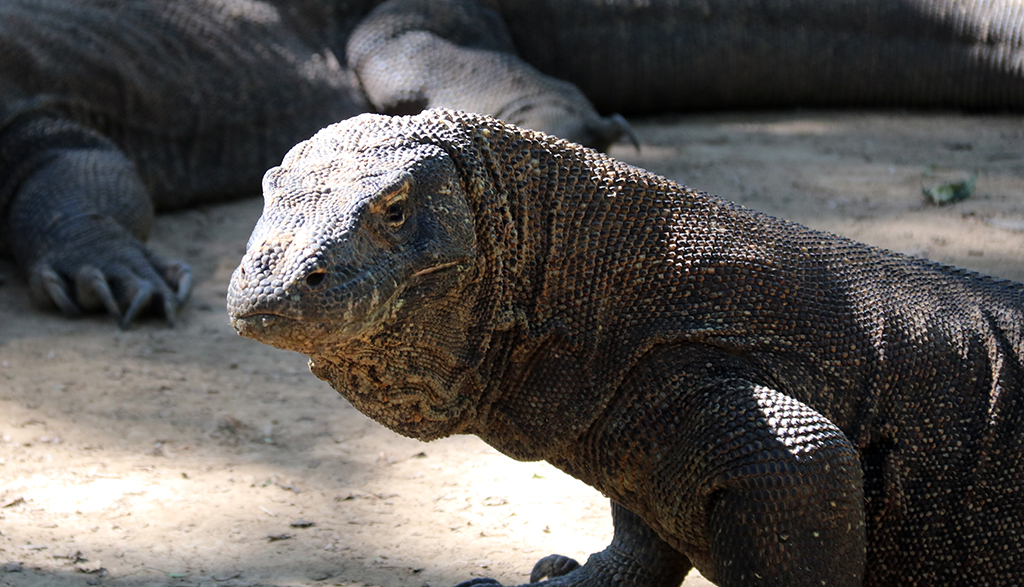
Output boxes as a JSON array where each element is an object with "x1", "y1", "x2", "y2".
[
  {"x1": 4, "y1": 0, "x2": 1024, "y2": 325},
  {"x1": 0, "y1": 0, "x2": 619, "y2": 326},
  {"x1": 228, "y1": 109, "x2": 1024, "y2": 586}
]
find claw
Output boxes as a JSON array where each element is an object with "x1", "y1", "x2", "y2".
[
  {"x1": 155, "y1": 258, "x2": 190, "y2": 326},
  {"x1": 174, "y1": 263, "x2": 193, "y2": 304},
  {"x1": 29, "y1": 263, "x2": 81, "y2": 317},
  {"x1": 99, "y1": 250, "x2": 189, "y2": 327},
  {"x1": 583, "y1": 113, "x2": 640, "y2": 152},
  {"x1": 161, "y1": 294, "x2": 179, "y2": 328},
  {"x1": 75, "y1": 265, "x2": 122, "y2": 319},
  {"x1": 150, "y1": 253, "x2": 193, "y2": 305},
  {"x1": 120, "y1": 281, "x2": 154, "y2": 329},
  {"x1": 611, "y1": 113, "x2": 641, "y2": 151},
  {"x1": 531, "y1": 554, "x2": 581, "y2": 582}
]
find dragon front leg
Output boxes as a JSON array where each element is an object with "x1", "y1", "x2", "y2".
[{"x1": 2, "y1": 113, "x2": 191, "y2": 327}]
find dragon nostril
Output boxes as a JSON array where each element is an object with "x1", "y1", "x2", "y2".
[{"x1": 305, "y1": 269, "x2": 326, "y2": 288}]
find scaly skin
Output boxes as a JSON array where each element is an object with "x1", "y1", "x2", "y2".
[
  {"x1": 347, "y1": 0, "x2": 636, "y2": 150},
  {"x1": 0, "y1": 0, "x2": 619, "y2": 325},
  {"x1": 489, "y1": 0, "x2": 1024, "y2": 113},
  {"x1": 227, "y1": 109, "x2": 1024, "y2": 585},
  {"x1": 0, "y1": 0, "x2": 371, "y2": 325},
  {"x1": 6, "y1": 0, "x2": 1024, "y2": 325}
]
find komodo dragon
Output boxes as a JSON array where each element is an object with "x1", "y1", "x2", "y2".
[
  {"x1": 228, "y1": 109, "x2": 1024, "y2": 586},
  {"x1": 5, "y1": 0, "x2": 1024, "y2": 327}
]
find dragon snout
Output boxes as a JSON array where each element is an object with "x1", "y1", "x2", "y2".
[
  {"x1": 226, "y1": 255, "x2": 332, "y2": 352},
  {"x1": 226, "y1": 234, "x2": 337, "y2": 314}
]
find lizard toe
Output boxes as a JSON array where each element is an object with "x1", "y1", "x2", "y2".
[
  {"x1": 28, "y1": 235, "x2": 186, "y2": 327},
  {"x1": 28, "y1": 262, "x2": 82, "y2": 317},
  {"x1": 149, "y1": 252, "x2": 193, "y2": 305},
  {"x1": 452, "y1": 579, "x2": 502, "y2": 587},
  {"x1": 530, "y1": 554, "x2": 581, "y2": 582},
  {"x1": 77, "y1": 249, "x2": 182, "y2": 328},
  {"x1": 74, "y1": 265, "x2": 122, "y2": 318},
  {"x1": 119, "y1": 280, "x2": 155, "y2": 329}
]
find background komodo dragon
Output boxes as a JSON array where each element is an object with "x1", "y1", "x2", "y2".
[
  {"x1": 228, "y1": 109, "x2": 1023, "y2": 586},
  {"x1": 3, "y1": 0, "x2": 1024, "y2": 326}
]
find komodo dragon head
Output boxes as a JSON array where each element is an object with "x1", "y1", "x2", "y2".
[{"x1": 228, "y1": 110, "x2": 504, "y2": 440}]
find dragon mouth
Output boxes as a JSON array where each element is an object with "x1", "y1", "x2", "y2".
[
  {"x1": 230, "y1": 313, "x2": 331, "y2": 353},
  {"x1": 227, "y1": 261, "x2": 405, "y2": 352},
  {"x1": 228, "y1": 258, "x2": 468, "y2": 354},
  {"x1": 229, "y1": 279, "x2": 401, "y2": 353},
  {"x1": 230, "y1": 312, "x2": 289, "y2": 337}
]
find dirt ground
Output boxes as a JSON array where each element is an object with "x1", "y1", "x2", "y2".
[{"x1": 2, "y1": 111, "x2": 1023, "y2": 587}]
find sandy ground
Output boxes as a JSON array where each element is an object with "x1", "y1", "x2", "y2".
[{"x1": 2, "y1": 111, "x2": 1023, "y2": 587}]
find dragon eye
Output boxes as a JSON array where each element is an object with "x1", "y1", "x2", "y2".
[
  {"x1": 385, "y1": 200, "x2": 405, "y2": 228},
  {"x1": 377, "y1": 173, "x2": 412, "y2": 233}
]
